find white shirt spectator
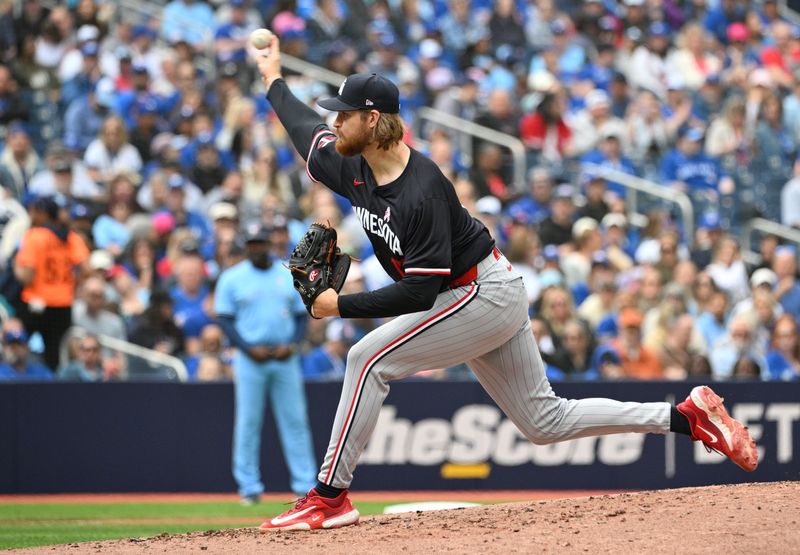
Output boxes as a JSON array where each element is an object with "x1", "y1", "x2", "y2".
[
  {"x1": 83, "y1": 139, "x2": 143, "y2": 182},
  {"x1": 782, "y1": 176, "x2": 800, "y2": 228},
  {"x1": 627, "y1": 45, "x2": 668, "y2": 99},
  {"x1": 28, "y1": 162, "x2": 103, "y2": 200}
]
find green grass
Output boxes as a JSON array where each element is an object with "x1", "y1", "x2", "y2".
[{"x1": 0, "y1": 501, "x2": 394, "y2": 550}]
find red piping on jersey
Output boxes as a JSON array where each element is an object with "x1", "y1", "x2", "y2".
[
  {"x1": 323, "y1": 283, "x2": 479, "y2": 484},
  {"x1": 305, "y1": 130, "x2": 334, "y2": 183}
]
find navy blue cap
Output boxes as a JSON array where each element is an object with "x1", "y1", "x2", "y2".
[
  {"x1": 4, "y1": 329, "x2": 28, "y2": 343},
  {"x1": 700, "y1": 212, "x2": 721, "y2": 230},
  {"x1": 131, "y1": 25, "x2": 156, "y2": 40},
  {"x1": 132, "y1": 63, "x2": 149, "y2": 75},
  {"x1": 591, "y1": 250, "x2": 611, "y2": 267},
  {"x1": 70, "y1": 202, "x2": 91, "y2": 219},
  {"x1": 543, "y1": 244, "x2": 560, "y2": 262},
  {"x1": 682, "y1": 127, "x2": 704, "y2": 141},
  {"x1": 318, "y1": 73, "x2": 400, "y2": 114},
  {"x1": 550, "y1": 20, "x2": 568, "y2": 35},
  {"x1": 243, "y1": 222, "x2": 270, "y2": 243},
  {"x1": 31, "y1": 196, "x2": 60, "y2": 219},
  {"x1": 648, "y1": 22, "x2": 670, "y2": 37},
  {"x1": 135, "y1": 98, "x2": 159, "y2": 116},
  {"x1": 7, "y1": 120, "x2": 28, "y2": 136},
  {"x1": 80, "y1": 41, "x2": 99, "y2": 57},
  {"x1": 167, "y1": 174, "x2": 186, "y2": 189}
]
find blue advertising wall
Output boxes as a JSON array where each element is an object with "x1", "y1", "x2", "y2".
[{"x1": 1, "y1": 381, "x2": 798, "y2": 493}]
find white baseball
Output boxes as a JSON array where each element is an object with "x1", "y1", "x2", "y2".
[{"x1": 250, "y1": 28, "x2": 273, "y2": 50}]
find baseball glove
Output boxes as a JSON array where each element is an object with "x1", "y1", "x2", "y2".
[{"x1": 288, "y1": 222, "x2": 351, "y2": 318}]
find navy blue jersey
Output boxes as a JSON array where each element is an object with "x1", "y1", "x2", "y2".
[{"x1": 306, "y1": 129, "x2": 494, "y2": 287}]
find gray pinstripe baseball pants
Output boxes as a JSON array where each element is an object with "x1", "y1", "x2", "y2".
[{"x1": 318, "y1": 252, "x2": 671, "y2": 488}]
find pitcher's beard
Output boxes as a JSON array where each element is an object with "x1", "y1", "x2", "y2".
[{"x1": 335, "y1": 129, "x2": 372, "y2": 157}]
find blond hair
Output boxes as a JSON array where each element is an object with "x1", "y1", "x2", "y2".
[{"x1": 363, "y1": 112, "x2": 404, "y2": 150}]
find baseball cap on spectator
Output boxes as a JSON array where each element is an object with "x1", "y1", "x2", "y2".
[
  {"x1": 70, "y1": 203, "x2": 91, "y2": 220},
  {"x1": 591, "y1": 251, "x2": 611, "y2": 267},
  {"x1": 553, "y1": 184, "x2": 575, "y2": 201},
  {"x1": 131, "y1": 25, "x2": 156, "y2": 40},
  {"x1": 593, "y1": 345, "x2": 621, "y2": 370},
  {"x1": 318, "y1": 72, "x2": 400, "y2": 114},
  {"x1": 602, "y1": 212, "x2": 628, "y2": 229},
  {"x1": 4, "y1": 329, "x2": 29, "y2": 344},
  {"x1": 135, "y1": 98, "x2": 159, "y2": 116},
  {"x1": 209, "y1": 202, "x2": 238, "y2": 222},
  {"x1": 625, "y1": 0, "x2": 645, "y2": 5},
  {"x1": 115, "y1": 45, "x2": 132, "y2": 61},
  {"x1": 152, "y1": 211, "x2": 176, "y2": 235},
  {"x1": 704, "y1": 73, "x2": 721, "y2": 86},
  {"x1": 666, "y1": 75, "x2": 685, "y2": 91},
  {"x1": 725, "y1": 23, "x2": 749, "y2": 42},
  {"x1": 31, "y1": 196, "x2": 59, "y2": 219},
  {"x1": 664, "y1": 282, "x2": 686, "y2": 299},
  {"x1": 7, "y1": 121, "x2": 28, "y2": 137},
  {"x1": 550, "y1": 20, "x2": 568, "y2": 35},
  {"x1": 77, "y1": 24, "x2": 99, "y2": 43},
  {"x1": 648, "y1": 22, "x2": 670, "y2": 37},
  {"x1": 573, "y1": 217, "x2": 599, "y2": 240},
  {"x1": 599, "y1": 16, "x2": 616, "y2": 31},
  {"x1": 107, "y1": 264, "x2": 129, "y2": 279},
  {"x1": 52, "y1": 157, "x2": 72, "y2": 173},
  {"x1": 750, "y1": 268, "x2": 778, "y2": 288},
  {"x1": 776, "y1": 245, "x2": 797, "y2": 257},
  {"x1": 539, "y1": 269, "x2": 564, "y2": 289},
  {"x1": 93, "y1": 77, "x2": 116, "y2": 108},
  {"x1": 476, "y1": 196, "x2": 502, "y2": 217},
  {"x1": 625, "y1": 27, "x2": 643, "y2": 42},
  {"x1": 244, "y1": 222, "x2": 270, "y2": 243},
  {"x1": 527, "y1": 71, "x2": 557, "y2": 93},
  {"x1": 179, "y1": 238, "x2": 200, "y2": 255},
  {"x1": 132, "y1": 63, "x2": 149, "y2": 75},
  {"x1": 272, "y1": 11, "x2": 306, "y2": 38},
  {"x1": 89, "y1": 249, "x2": 114, "y2": 272},
  {"x1": 596, "y1": 317, "x2": 618, "y2": 340},
  {"x1": 681, "y1": 127, "x2": 704, "y2": 142},
  {"x1": 585, "y1": 89, "x2": 610, "y2": 110},
  {"x1": 618, "y1": 307, "x2": 644, "y2": 328},
  {"x1": 80, "y1": 41, "x2": 99, "y2": 57},
  {"x1": 700, "y1": 212, "x2": 721, "y2": 230},
  {"x1": 270, "y1": 214, "x2": 289, "y2": 231},
  {"x1": 419, "y1": 38, "x2": 443, "y2": 60},
  {"x1": 600, "y1": 126, "x2": 623, "y2": 141},
  {"x1": 196, "y1": 132, "x2": 215, "y2": 148},
  {"x1": 167, "y1": 174, "x2": 186, "y2": 190},
  {"x1": 220, "y1": 62, "x2": 238, "y2": 79},
  {"x1": 750, "y1": 68, "x2": 773, "y2": 88},
  {"x1": 543, "y1": 244, "x2": 560, "y2": 262},
  {"x1": 230, "y1": 0, "x2": 245, "y2": 6}
]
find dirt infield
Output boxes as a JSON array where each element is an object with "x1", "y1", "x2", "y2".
[{"x1": 11, "y1": 481, "x2": 797, "y2": 554}]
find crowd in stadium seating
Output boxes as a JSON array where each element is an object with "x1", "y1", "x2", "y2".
[{"x1": 1, "y1": 0, "x2": 800, "y2": 382}]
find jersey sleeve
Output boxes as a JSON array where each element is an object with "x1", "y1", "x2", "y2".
[
  {"x1": 402, "y1": 199, "x2": 452, "y2": 276},
  {"x1": 68, "y1": 233, "x2": 90, "y2": 266},
  {"x1": 15, "y1": 230, "x2": 42, "y2": 268},
  {"x1": 305, "y1": 129, "x2": 347, "y2": 197},
  {"x1": 213, "y1": 270, "x2": 236, "y2": 317}
]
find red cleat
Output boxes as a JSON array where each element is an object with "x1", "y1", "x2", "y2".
[
  {"x1": 676, "y1": 385, "x2": 759, "y2": 472},
  {"x1": 258, "y1": 489, "x2": 360, "y2": 531}
]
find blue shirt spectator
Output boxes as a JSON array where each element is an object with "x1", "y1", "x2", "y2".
[
  {"x1": 765, "y1": 350, "x2": 800, "y2": 381},
  {"x1": 661, "y1": 128, "x2": 726, "y2": 192},
  {"x1": 63, "y1": 78, "x2": 116, "y2": 153},
  {"x1": 161, "y1": 0, "x2": 215, "y2": 47},
  {"x1": 0, "y1": 329, "x2": 53, "y2": 381}
]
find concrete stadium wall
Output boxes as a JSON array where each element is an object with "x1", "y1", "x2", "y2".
[{"x1": 0, "y1": 381, "x2": 797, "y2": 493}]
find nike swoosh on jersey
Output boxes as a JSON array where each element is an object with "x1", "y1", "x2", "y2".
[
  {"x1": 695, "y1": 424, "x2": 718, "y2": 444},
  {"x1": 270, "y1": 505, "x2": 317, "y2": 525},
  {"x1": 353, "y1": 179, "x2": 365, "y2": 186}
]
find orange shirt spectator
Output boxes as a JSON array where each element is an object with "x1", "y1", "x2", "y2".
[
  {"x1": 16, "y1": 226, "x2": 89, "y2": 307},
  {"x1": 610, "y1": 307, "x2": 664, "y2": 380},
  {"x1": 13, "y1": 197, "x2": 90, "y2": 370}
]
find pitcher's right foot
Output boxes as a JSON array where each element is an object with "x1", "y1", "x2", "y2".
[
  {"x1": 676, "y1": 385, "x2": 758, "y2": 472},
  {"x1": 258, "y1": 488, "x2": 360, "y2": 531}
]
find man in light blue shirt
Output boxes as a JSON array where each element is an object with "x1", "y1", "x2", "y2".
[
  {"x1": 215, "y1": 223, "x2": 316, "y2": 504},
  {"x1": 160, "y1": 0, "x2": 215, "y2": 48}
]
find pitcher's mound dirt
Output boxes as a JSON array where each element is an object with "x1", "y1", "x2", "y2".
[{"x1": 18, "y1": 481, "x2": 799, "y2": 554}]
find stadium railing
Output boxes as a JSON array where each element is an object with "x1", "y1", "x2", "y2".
[
  {"x1": 60, "y1": 326, "x2": 189, "y2": 382},
  {"x1": 741, "y1": 217, "x2": 800, "y2": 265},
  {"x1": 581, "y1": 162, "x2": 696, "y2": 240}
]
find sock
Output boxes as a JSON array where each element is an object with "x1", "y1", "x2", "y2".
[
  {"x1": 670, "y1": 406, "x2": 692, "y2": 436},
  {"x1": 315, "y1": 481, "x2": 345, "y2": 499}
]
